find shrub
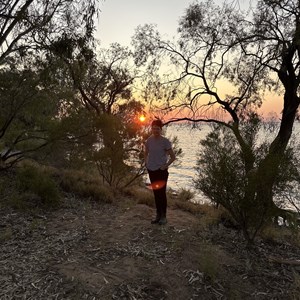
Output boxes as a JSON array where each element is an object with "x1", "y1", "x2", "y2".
[
  {"x1": 177, "y1": 188, "x2": 195, "y2": 202},
  {"x1": 59, "y1": 169, "x2": 113, "y2": 203},
  {"x1": 195, "y1": 124, "x2": 268, "y2": 242},
  {"x1": 194, "y1": 122, "x2": 300, "y2": 244},
  {"x1": 16, "y1": 164, "x2": 60, "y2": 207}
]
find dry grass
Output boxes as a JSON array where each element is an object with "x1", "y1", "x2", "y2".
[
  {"x1": 1, "y1": 161, "x2": 114, "y2": 209},
  {"x1": 176, "y1": 188, "x2": 195, "y2": 202},
  {"x1": 198, "y1": 244, "x2": 221, "y2": 282},
  {"x1": 59, "y1": 169, "x2": 114, "y2": 203},
  {"x1": 171, "y1": 199, "x2": 203, "y2": 214},
  {"x1": 124, "y1": 185, "x2": 231, "y2": 230},
  {"x1": 122, "y1": 185, "x2": 155, "y2": 207},
  {"x1": 197, "y1": 204, "x2": 230, "y2": 228},
  {"x1": 169, "y1": 192, "x2": 228, "y2": 228},
  {"x1": 16, "y1": 164, "x2": 61, "y2": 207},
  {"x1": 1, "y1": 173, "x2": 300, "y2": 299},
  {"x1": 259, "y1": 224, "x2": 300, "y2": 247}
]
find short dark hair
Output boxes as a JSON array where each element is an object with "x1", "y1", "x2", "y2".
[{"x1": 151, "y1": 119, "x2": 163, "y2": 128}]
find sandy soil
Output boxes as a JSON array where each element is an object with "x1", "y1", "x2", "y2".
[{"x1": 1, "y1": 197, "x2": 300, "y2": 299}]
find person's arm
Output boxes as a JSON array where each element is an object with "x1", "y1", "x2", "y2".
[
  {"x1": 144, "y1": 146, "x2": 149, "y2": 168},
  {"x1": 160, "y1": 148, "x2": 176, "y2": 170}
]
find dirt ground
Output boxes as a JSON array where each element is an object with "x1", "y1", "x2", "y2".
[{"x1": 1, "y1": 196, "x2": 300, "y2": 299}]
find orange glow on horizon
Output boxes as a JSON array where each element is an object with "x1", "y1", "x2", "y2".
[{"x1": 137, "y1": 86, "x2": 284, "y2": 124}]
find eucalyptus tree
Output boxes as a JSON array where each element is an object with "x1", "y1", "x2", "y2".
[
  {"x1": 133, "y1": 0, "x2": 300, "y2": 242},
  {"x1": 0, "y1": 58, "x2": 63, "y2": 168},
  {"x1": 0, "y1": 0, "x2": 100, "y2": 170},
  {"x1": 48, "y1": 41, "x2": 146, "y2": 188},
  {"x1": 0, "y1": 0, "x2": 99, "y2": 64}
]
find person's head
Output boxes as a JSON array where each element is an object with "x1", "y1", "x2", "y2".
[{"x1": 151, "y1": 119, "x2": 163, "y2": 136}]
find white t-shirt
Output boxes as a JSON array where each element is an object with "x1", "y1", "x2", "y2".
[{"x1": 145, "y1": 135, "x2": 172, "y2": 171}]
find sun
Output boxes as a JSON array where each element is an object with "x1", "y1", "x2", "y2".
[{"x1": 139, "y1": 115, "x2": 146, "y2": 122}]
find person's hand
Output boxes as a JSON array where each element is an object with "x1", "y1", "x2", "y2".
[{"x1": 160, "y1": 164, "x2": 168, "y2": 170}]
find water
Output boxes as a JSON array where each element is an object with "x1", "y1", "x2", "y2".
[
  {"x1": 164, "y1": 123, "x2": 211, "y2": 203},
  {"x1": 158, "y1": 122, "x2": 300, "y2": 208}
]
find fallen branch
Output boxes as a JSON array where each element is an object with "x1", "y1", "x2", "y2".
[{"x1": 268, "y1": 256, "x2": 300, "y2": 266}]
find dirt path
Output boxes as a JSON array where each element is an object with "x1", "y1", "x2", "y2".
[
  {"x1": 50, "y1": 203, "x2": 204, "y2": 299},
  {"x1": 1, "y1": 198, "x2": 300, "y2": 299},
  {"x1": 0, "y1": 200, "x2": 202, "y2": 299}
]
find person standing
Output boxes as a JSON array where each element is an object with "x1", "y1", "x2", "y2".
[{"x1": 145, "y1": 119, "x2": 176, "y2": 225}]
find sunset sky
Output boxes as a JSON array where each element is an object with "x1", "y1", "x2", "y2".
[
  {"x1": 96, "y1": 0, "x2": 193, "y2": 47},
  {"x1": 96, "y1": 0, "x2": 282, "y2": 118}
]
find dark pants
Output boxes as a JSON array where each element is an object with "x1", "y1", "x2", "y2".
[{"x1": 147, "y1": 169, "x2": 169, "y2": 217}]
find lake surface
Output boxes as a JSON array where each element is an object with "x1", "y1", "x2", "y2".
[
  {"x1": 152, "y1": 122, "x2": 300, "y2": 206},
  {"x1": 164, "y1": 123, "x2": 211, "y2": 203}
]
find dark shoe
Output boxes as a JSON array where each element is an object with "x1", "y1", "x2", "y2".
[
  {"x1": 158, "y1": 217, "x2": 167, "y2": 225},
  {"x1": 151, "y1": 216, "x2": 160, "y2": 224}
]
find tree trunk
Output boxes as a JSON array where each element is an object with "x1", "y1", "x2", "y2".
[{"x1": 255, "y1": 91, "x2": 299, "y2": 217}]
